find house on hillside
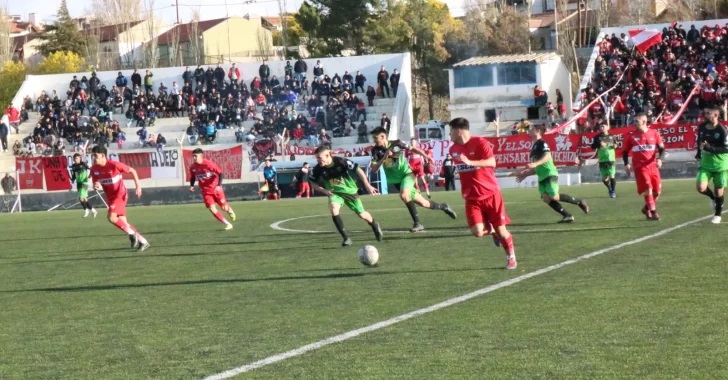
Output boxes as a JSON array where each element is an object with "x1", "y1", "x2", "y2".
[
  {"x1": 9, "y1": 13, "x2": 43, "y2": 36},
  {"x1": 155, "y1": 16, "x2": 274, "y2": 66},
  {"x1": 82, "y1": 19, "x2": 172, "y2": 69},
  {"x1": 11, "y1": 34, "x2": 43, "y2": 64}
]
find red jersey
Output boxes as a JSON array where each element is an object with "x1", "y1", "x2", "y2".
[
  {"x1": 622, "y1": 128, "x2": 663, "y2": 170},
  {"x1": 189, "y1": 159, "x2": 222, "y2": 194},
  {"x1": 407, "y1": 149, "x2": 423, "y2": 167},
  {"x1": 91, "y1": 160, "x2": 131, "y2": 199},
  {"x1": 449, "y1": 136, "x2": 500, "y2": 200}
]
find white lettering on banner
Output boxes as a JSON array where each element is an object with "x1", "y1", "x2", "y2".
[
  {"x1": 495, "y1": 153, "x2": 530, "y2": 164},
  {"x1": 150, "y1": 150, "x2": 179, "y2": 167},
  {"x1": 17, "y1": 159, "x2": 42, "y2": 174}
]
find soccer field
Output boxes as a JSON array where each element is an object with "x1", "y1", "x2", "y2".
[{"x1": 1, "y1": 179, "x2": 727, "y2": 379}]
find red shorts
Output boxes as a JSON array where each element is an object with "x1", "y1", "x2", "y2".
[
  {"x1": 107, "y1": 192, "x2": 128, "y2": 216},
  {"x1": 203, "y1": 187, "x2": 228, "y2": 208},
  {"x1": 465, "y1": 192, "x2": 511, "y2": 228},
  {"x1": 635, "y1": 167, "x2": 661, "y2": 195},
  {"x1": 410, "y1": 164, "x2": 424, "y2": 176},
  {"x1": 423, "y1": 164, "x2": 433, "y2": 175}
]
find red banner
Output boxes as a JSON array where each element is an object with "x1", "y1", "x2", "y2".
[
  {"x1": 183, "y1": 146, "x2": 244, "y2": 181},
  {"x1": 117, "y1": 152, "x2": 152, "y2": 179},
  {"x1": 15, "y1": 157, "x2": 43, "y2": 189},
  {"x1": 42, "y1": 156, "x2": 72, "y2": 191}
]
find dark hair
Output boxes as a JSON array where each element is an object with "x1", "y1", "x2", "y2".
[
  {"x1": 449, "y1": 117, "x2": 470, "y2": 130},
  {"x1": 303, "y1": 162, "x2": 309, "y2": 166},
  {"x1": 314, "y1": 145, "x2": 330, "y2": 154},
  {"x1": 91, "y1": 145, "x2": 107, "y2": 156},
  {"x1": 73, "y1": 153, "x2": 82, "y2": 159},
  {"x1": 634, "y1": 112, "x2": 648, "y2": 119},
  {"x1": 533, "y1": 124, "x2": 547, "y2": 134},
  {"x1": 192, "y1": 148, "x2": 204, "y2": 155},
  {"x1": 370, "y1": 127, "x2": 388, "y2": 136}
]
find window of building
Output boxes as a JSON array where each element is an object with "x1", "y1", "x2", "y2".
[
  {"x1": 453, "y1": 65, "x2": 494, "y2": 88},
  {"x1": 496, "y1": 62, "x2": 537, "y2": 85}
]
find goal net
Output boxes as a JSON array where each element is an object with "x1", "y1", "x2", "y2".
[{"x1": 0, "y1": 171, "x2": 22, "y2": 213}]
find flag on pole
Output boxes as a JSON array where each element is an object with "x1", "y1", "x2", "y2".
[{"x1": 628, "y1": 29, "x2": 662, "y2": 53}]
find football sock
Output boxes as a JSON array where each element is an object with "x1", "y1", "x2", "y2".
[
  {"x1": 423, "y1": 181, "x2": 430, "y2": 196},
  {"x1": 500, "y1": 234, "x2": 515, "y2": 256},
  {"x1": 136, "y1": 232, "x2": 148, "y2": 244},
  {"x1": 716, "y1": 195, "x2": 724, "y2": 216},
  {"x1": 644, "y1": 193, "x2": 656, "y2": 211},
  {"x1": 701, "y1": 188, "x2": 716, "y2": 200},
  {"x1": 609, "y1": 178, "x2": 616, "y2": 191},
  {"x1": 428, "y1": 201, "x2": 445, "y2": 210},
  {"x1": 332, "y1": 215, "x2": 349, "y2": 239},
  {"x1": 80, "y1": 201, "x2": 88, "y2": 210},
  {"x1": 213, "y1": 211, "x2": 229, "y2": 225},
  {"x1": 548, "y1": 200, "x2": 571, "y2": 217},
  {"x1": 602, "y1": 178, "x2": 611, "y2": 191},
  {"x1": 406, "y1": 201, "x2": 420, "y2": 223},
  {"x1": 113, "y1": 219, "x2": 136, "y2": 235},
  {"x1": 559, "y1": 194, "x2": 580, "y2": 205}
]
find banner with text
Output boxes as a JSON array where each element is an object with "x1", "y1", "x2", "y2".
[
  {"x1": 42, "y1": 156, "x2": 72, "y2": 191},
  {"x1": 111, "y1": 150, "x2": 181, "y2": 180},
  {"x1": 183, "y1": 146, "x2": 244, "y2": 181},
  {"x1": 15, "y1": 157, "x2": 44, "y2": 190}
]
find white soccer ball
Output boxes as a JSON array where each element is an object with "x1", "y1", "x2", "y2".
[{"x1": 358, "y1": 245, "x2": 379, "y2": 267}]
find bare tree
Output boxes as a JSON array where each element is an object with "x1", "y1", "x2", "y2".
[
  {"x1": 0, "y1": 9, "x2": 13, "y2": 63},
  {"x1": 189, "y1": 9, "x2": 203, "y2": 65},
  {"x1": 256, "y1": 28, "x2": 272, "y2": 60},
  {"x1": 277, "y1": 0, "x2": 288, "y2": 59},
  {"x1": 90, "y1": 0, "x2": 142, "y2": 25},
  {"x1": 143, "y1": 0, "x2": 158, "y2": 68}
]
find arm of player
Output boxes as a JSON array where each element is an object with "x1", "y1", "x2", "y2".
[
  {"x1": 189, "y1": 171, "x2": 196, "y2": 191},
  {"x1": 513, "y1": 167, "x2": 535, "y2": 183},
  {"x1": 369, "y1": 151, "x2": 388, "y2": 172},
  {"x1": 409, "y1": 145, "x2": 432, "y2": 163},
  {"x1": 355, "y1": 167, "x2": 379, "y2": 195},
  {"x1": 695, "y1": 127, "x2": 702, "y2": 160},
  {"x1": 527, "y1": 151, "x2": 552, "y2": 169},
  {"x1": 308, "y1": 180, "x2": 332, "y2": 196},
  {"x1": 459, "y1": 155, "x2": 496, "y2": 168},
  {"x1": 128, "y1": 167, "x2": 143, "y2": 198}
]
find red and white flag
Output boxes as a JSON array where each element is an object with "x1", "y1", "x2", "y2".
[{"x1": 628, "y1": 29, "x2": 662, "y2": 53}]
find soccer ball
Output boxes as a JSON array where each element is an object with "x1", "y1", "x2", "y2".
[{"x1": 358, "y1": 245, "x2": 379, "y2": 266}]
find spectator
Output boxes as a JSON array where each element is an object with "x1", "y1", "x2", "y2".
[
  {"x1": 1, "y1": 173, "x2": 15, "y2": 194},
  {"x1": 12, "y1": 140, "x2": 22, "y2": 156},
  {"x1": 441, "y1": 153, "x2": 456, "y2": 191},
  {"x1": 377, "y1": 66, "x2": 390, "y2": 98},
  {"x1": 228, "y1": 63, "x2": 241, "y2": 84},
  {"x1": 262, "y1": 159, "x2": 279, "y2": 200},
  {"x1": 390, "y1": 68, "x2": 400, "y2": 97},
  {"x1": 144, "y1": 70, "x2": 154, "y2": 93},
  {"x1": 366, "y1": 85, "x2": 376, "y2": 106},
  {"x1": 156, "y1": 133, "x2": 167, "y2": 152},
  {"x1": 186, "y1": 123, "x2": 199, "y2": 145},
  {"x1": 131, "y1": 69, "x2": 142, "y2": 89},
  {"x1": 380, "y1": 113, "x2": 391, "y2": 134},
  {"x1": 136, "y1": 126, "x2": 148, "y2": 147},
  {"x1": 313, "y1": 60, "x2": 324, "y2": 78},
  {"x1": 357, "y1": 120, "x2": 369, "y2": 143},
  {"x1": 0, "y1": 115, "x2": 8, "y2": 151},
  {"x1": 294, "y1": 162, "x2": 310, "y2": 198},
  {"x1": 116, "y1": 130, "x2": 126, "y2": 149},
  {"x1": 259, "y1": 60, "x2": 270, "y2": 83},
  {"x1": 294, "y1": 58, "x2": 308, "y2": 82},
  {"x1": 284, "y1": 60, "x2": 294, "y2": 78},
  {"x1": 355, "y1": 71, "x2": 366, "y2": 93}
]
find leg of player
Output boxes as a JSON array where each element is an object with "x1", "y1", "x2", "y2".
[
  {"x1": 421, "y1": 174, "x2": 431, "y2": 199},
  {"x1": 329, "y1": 201, "x2": 352, "y2": 247},
  {"x1": 714, "y1": 184, "x2": 725, "y2": 224},
  {"x1": 108, "y1": 212, "x2": 149, "y2": 251},
  {"x1": 542, "y1": 193, "x2": 573, "y2": 223},
  {"x1": 466, "y1": 198, "x2": 515, "y2": 269},
  {"x1": 217, "y1": 188, "x2": 236, "y2": 222},
  {"x1": 696, "y1": 170, "x2": 718, "y2": 220},
  {"x1": 209, "y1": 203, "x2": 233, "y2": 230},
  {"x1": 356, "y1": 211, "x2": 383, "y2": 242}
]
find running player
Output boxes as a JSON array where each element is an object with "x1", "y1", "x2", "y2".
[
  {"x1": 407, "y1": 138, "x2": 431, "y2": 199},
  {"x1": 514, "y1": 125, "x2": 589, "y2": 223},
  {"x1": 622, "y1": 112, "x2": 664, "y2": 221},
  {"x1": 70, "y1": 153, "x2": 98, "y2": 218},
  {"x1": 370, "y1": 127, "x2": 456, "y2": 232},
  {"x1": 188, "y1": 148, "x2": 236, "y2": 230},
  {"x1": 309, "y1": 146, "x2": 383, "y2": 246},
  {"x1": 590, "y1": 122, "x2": 617, "y2": 198},
  {"x1": 449, "y1": 117, "x2": 516, "y2": 269},
  {"x1": 694, "y1": 107, "x2": 728, "y2": 224},
  {"x1": 90, "y1": 145, "x2": 150, "y2": 251}
]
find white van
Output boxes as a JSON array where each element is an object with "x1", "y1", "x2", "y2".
[{"x1": 415, "y1": 120, "x2": 446, "y2": 141}]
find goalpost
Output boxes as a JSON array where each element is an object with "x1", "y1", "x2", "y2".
[{"x1": 0, "y1": 170, "x2": 22, "y2": 214}]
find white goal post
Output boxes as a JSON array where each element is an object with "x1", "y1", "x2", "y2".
[{"x1": 0, "y1": 170, "x2": 22, "y2": 213}]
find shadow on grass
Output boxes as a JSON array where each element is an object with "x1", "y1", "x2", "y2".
[{"x1": 5, "y1": 267, "x2": 499, "y2": 293}]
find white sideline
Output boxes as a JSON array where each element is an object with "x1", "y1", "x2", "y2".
[{"x1": 204, "y1": 213, "x2": 713, "y2": 380}]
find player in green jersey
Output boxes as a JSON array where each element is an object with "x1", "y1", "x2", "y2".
[
  {"x1": 514, "y1": 125, "x2": 589, "y2": 223},
  {"x1": 69, "y1": 153, "x2": 98, "y2": 218},
  {"x1": 589, "y1": 122, "x2": 617, "y2": 198},
  {"x1": 308, "y1": 146, "x2": 384, "y2": 247},
  {"x1": 369, "y1": 127, "x2": 457, "y2": 232},
  {"x1": 695, "y1": 107, "x2": 728, "y2": 224}
]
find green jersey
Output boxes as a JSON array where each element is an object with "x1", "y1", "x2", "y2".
[
  {"x1": 530, "y1": 139, "x2": 559, "y2": 181},
  {"x1": 590, "y1": 133, "x2": 616, "y2": 162},
  {"x1": 370, "y1": 139, "x2": 412, "y2": 184},
  {"x1": 70, "y1": 162, "x2": 90, "y2": 184},
  {"x1": 309, "y1": 156, "x2": 360, "y2": 195},
  {"x1": 696, "y1": 122, "x2": 728, "y2": 172}
]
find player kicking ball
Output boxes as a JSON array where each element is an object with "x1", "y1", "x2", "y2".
[
  {"x1": 90, "y1": 145, "x2": 150, "y2": 251},
  {"x1": 622, "y1": 112, "x2": 665, "y2": 221},
  {"x1": 369, "y1": 127, "x2": 457, "y2": 232},
  {"x1": 70, "y1": 153, "x2": 98, "y2": 218},
  {"x1": 188, "y1": 148, "x2": 236, "y2": 230},
  {"x1": 449, "y1": 118, "x2": 517, "y2": 270},
  {"x1": 514, "y1": 125, "x2": 589, "y2": 223},
  {"x1": 308, "y1": 146, "x2": 383, "y2": 247},
  {"x1": 694, "y1": 107, "x2": 728, "y2": 224}
]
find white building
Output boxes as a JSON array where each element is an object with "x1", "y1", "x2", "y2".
[{"x1": 447, "y1": 52, "x2": 572, "y2": 135}]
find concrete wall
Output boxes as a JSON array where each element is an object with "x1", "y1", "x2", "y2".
[{"x1": 203, "y1": 17, "x2": 272, "y2": 64}]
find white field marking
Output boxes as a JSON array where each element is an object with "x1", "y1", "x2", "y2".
[{"x1": 206, "y1": 213, "x2": 713, "y2": 380}]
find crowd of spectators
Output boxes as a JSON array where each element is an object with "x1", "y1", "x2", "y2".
[{"x1": 14, "y1": 58, "x2": 399, "y2": 157}]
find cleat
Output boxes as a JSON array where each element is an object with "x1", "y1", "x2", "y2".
[
  {"x1": 442, "y1": 203, "x2": 457, "y2": 219},
  {"x1": 229, "y1": 211, "x2": 236, "y2": 221},
  {"x1": 641, "y1": 206, "x2": 649, "y2": 218},
  {"x1": 136, "y1": 242, "x2": 151, "y2": 252},
  {"x1": 92, "y1": 209, "x2": 98, "y2": 218},
  {"x1": 427, "y1": 193, "x2": 432, "y2": 200},
  {"x1": 609, "y1": 191, "x2": 616, "y2": 198},
  {"x1": 342, "y1": 237, "x2": 352, "y2": 247},
  {"x1": 558, "y1": 215, "x2": 575, "y2": 223},
  {"x1": 83, "y1": 210, "x2": 89, "y2": 218},
  {"x1": 648, "y1": 211, "x2": 661, "y2": 221},
  {"x1": 129, "y1": 233, "x2": 139, "y2": 249},
  {"x1": 712, "y1": 216, "x2": 722, "y2": 224},
  {"x1": 578, "y1": 200, "x2": 590, "y2": 214},
  {"x1": 505, "y1": 255, "x2": 517, "y2": 270},
  {"x1": 224, "y1": 224, "x2": 233, "y2": 231},
  {"x1": 372, "y1": 222, "x2": 383, "y2": 241},
  {"x1": 492, "y1": 235, "x2": 501, "y2": 247},
  {"x1": 410, "y1": 223, "x2": 425, "y2": 233}
]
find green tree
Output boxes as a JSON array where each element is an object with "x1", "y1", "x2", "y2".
[
  {"x1": 0, "y1": 61, "x2": 27, "y2": 108},
  {"x1": 37, "y1": 51, "x2": 85, "y2": 75},
  {"x1": 37, "y1": 0, "x2": 87, "y2": 56},
  {"x1": 296, "y1": 0, "x2": 377, "y2": 56}
]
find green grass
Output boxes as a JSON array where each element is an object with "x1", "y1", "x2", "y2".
[{"x1": 1, "y1": 180, "x2": 727, "y2": 379}]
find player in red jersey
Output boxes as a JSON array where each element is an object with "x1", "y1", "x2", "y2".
[
  {"x1": 622, "y1": 112, "x2": 665, "y2": 220},
  {"x1": 407, "y1": 138, "x2": 431, "y2": 198},
  {"x1": 188, "y1": 148, "x2": 236, "y2": 230},
  {"x1": 448, "y1": 117, "x2": 517, "y2": 270},
  {"x1": 90, "y1": 145, "x2": 150, "y2": 251}
]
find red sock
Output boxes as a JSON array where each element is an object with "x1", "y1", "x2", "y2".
[
  {"x1": 500, "y1": 234, "x2": 515, "y2": 256},
  {"x1": 422, "y1": 181, "x2": 429, "y2": 193},
  {"x1": 644, "y1": 194, "x2": 656, "y2": 211},
  {"x1": 113, "y1": 219, "x2": 135, "y2": 234},
  {"x1": 213, "y1": 211, "x2": 228, "y2": 224}
]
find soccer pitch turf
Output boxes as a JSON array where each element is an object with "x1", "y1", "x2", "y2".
[{"x1": 1, "y1": 179, "x2": 727, "y2": 379}]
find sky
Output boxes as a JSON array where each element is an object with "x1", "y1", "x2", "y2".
[{"x1": 7, "y1": 0, "x2": 469, "y2": 26}]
